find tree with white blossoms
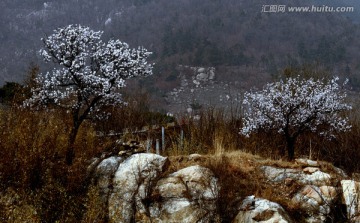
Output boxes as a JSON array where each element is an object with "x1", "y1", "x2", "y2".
[
  {"x1": 25, "y1": 24, "x2": 153, "y2": 164},
  {"x1": 240, "y1": 76, "x2": 352, "y2": 160}
]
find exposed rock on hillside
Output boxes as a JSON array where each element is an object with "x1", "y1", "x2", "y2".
[
  {"x1": 85, "y1": 154, "x2": 360, "y2": 223},
  {"x1": 341, "y1": 180, "x2": 360, "y2": 222},
  {"x1": 292, "y1": 185, "x2": 338, "y2": 223},
  {"x1": 150, "y1": 165, "x2": 219, "y2": 222},
  {"x1": 108, "y1": 153, "x2": 169, "y2": 222},
  {"x1": 233, "y1": 195, "x2": 292, "y2": 223},
  {"x1": 5, "y1": 153, "x2": 360, "y2": 222},
  {"x1": 261, "y1": 165, "x2": 332, "y2": 186}
]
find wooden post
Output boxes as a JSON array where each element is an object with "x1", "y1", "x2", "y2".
[
  {"x1": 146, "y1": 139, "x2": 152, "y2": 153},
  {"x1": 162, "y1": 126, "x2": 165, "y2": 153},
  {"x1": 180, "y1": 129, "x2": 184, "y2": 150},
  {"x1": 156, "y1": 139, "x2": 160, "y2": 155}
]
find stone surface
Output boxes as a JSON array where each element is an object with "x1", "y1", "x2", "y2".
[
  {"x1": 188, "y1": 153, "x2": 203, "y2": 161},
  {"x1": 232, "y1": 196, "x2": 292, "y2": 223},
  {"x1": 296, "y1": 158, "x2": 320, "y2": 167},
  {"x1": 261, "y1": 166, "x2": 331, "y2": 186},
  {"x1": 108, "y1": 153, "x2": 169, "y2": 223},
  {"x1": 94, "y1": 153, "x2": 219, "y2": 223},
  {"x1": 150, "y1": 165, "x2": 219, "y2": 223},
  {"x1": 319, "y1": 186, "x2": 337, "y2": 199},
  {"x1": 341, "y1": 180, "x2": 360, "y2": 222},
  {"x1": 303, "y1": 167, "x2": 320, "y2": 174},
  {"x1": 94, "y1": 156, "x2": 124, "y2": 198},
  {"x1": 86, "y1": 154, "x2": 352, "y2": 223},
  {"x1": 334, "y1": 166, "x2": 348, "y2": 178},
  {"x1": 292, "y1": 185, "x2": 337, "y2": 223}
]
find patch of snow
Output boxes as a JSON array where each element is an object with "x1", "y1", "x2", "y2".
[{"x1": 105, "y1": 17, "x2": 112, "y2": 26}]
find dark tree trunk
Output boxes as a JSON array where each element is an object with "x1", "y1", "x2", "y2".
[
  {"x1": 66, "y1": 116, "x2": 81, "y2": 165},
  {"x1": 286, "y1": 136, "x2": 296, "y2": 161},
  {"x1": 65, "y1": 95, "x2": 101, "y2": 165},
  {"x1": 66, "y1": 126, "x2": 79, "y2": 165}
]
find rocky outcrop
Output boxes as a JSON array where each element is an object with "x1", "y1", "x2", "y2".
[
  {"x1": 108, "y1": 153, "x2": 169, "y2": 223},
  {"x1": 89, "y1": 153, "x2": 220, "y2": 223},
  {"x1": 93, "y1": 156, "x2": 124, "y2": 201},
  {"x1": 341, "y1": 180, "x2": 360, "y2": 222},
  {"x1": 261, "y1": 165, "x2": 331, "y2": 186},
  {"x1": 261, "y1": 159, "x2": 344, "y2": 223},
  {"x1": 4, "y1": 153, "x2": 360, "y2": 222},
  {"x1": 87, "y1": 155, "x2": 360, "y2": 223},
  {"x1": 150, "y1": 165, "x2": 219, "y2": 222},
  {"x1": 295, "y1": 158, "x2": 320, "y2": 167},
  {"x1": 232, "y1": 196, "x2": 292, "y2": 223},
  {"x1": 292, "y1": 185, "x2": 338, "y2": 223}
]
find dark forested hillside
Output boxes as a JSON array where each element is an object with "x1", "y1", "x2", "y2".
[{"x1": 1, "y1": 0, "x2": 360, "y2": 106}]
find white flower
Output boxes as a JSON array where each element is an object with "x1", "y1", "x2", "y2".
[
  {"x1": 25, "y1": 24, "x2": 153, "y2": 120},
  {"x1": 240, "y1": 76, "x2": 351, "y2": 138}
]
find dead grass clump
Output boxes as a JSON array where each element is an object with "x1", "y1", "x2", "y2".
[
  {"x1": 203, "y1": 152, "x2": 263, "y2": 222},
  {"x1": 0, "y1": 105, "x2": 106, "y2": 222},
  {"x1": 81, "y1": 185, "x2": 108, "y2": 223}
]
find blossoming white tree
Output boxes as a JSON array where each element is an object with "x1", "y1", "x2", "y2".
[
  {"x1": 25, "y1": 24, "x2": 153, "y2": 164},
  {"x1": 240, "y1": 76, "x2": 352, "y2": 160}
]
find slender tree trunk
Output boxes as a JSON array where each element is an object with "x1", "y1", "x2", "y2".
[
  {"x1": 66, "y1": 118, "x2": 81, "y2": 165},
  {"x1": 286, "y1": 136, "x2": 296, "y2": 161},
  {"x1": 65, "y1": 95, "x2": 99, "y2": 165}
]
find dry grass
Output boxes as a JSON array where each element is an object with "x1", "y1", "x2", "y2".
[
  {"x1": 1, "y1": 94, "x2": 360, "y2": 222},
  {"x1": 0, "y1": 106, "x2": 105, "y2": 222},
  {"x1": 161, "y1": 150, "x2": 297, "y2": 221}
]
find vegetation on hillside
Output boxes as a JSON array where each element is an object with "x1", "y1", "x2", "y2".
[
  {"x1": 1, "y1": 0, "x2": 360, "y2": 219},
  {"x1": 1, "y1": 65, "x2": 360, "y2": 221},
  {"x1": 2, "y1": 0, "x2": 360, "y2": 94}
]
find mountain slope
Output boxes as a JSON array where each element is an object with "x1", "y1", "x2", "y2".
[{"x1": 1, "y1": 0, "x2": 360, "y2": 110}]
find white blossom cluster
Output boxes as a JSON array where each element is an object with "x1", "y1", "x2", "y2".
[
  {"x1": 240, "y1": 76, "x2": 352, "y2": 138},
  {"x1": 25, "y1": 24, "x2": 153, "y2": 118}
]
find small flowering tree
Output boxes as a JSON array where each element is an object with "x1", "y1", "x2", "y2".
[
  {"x1": 240, "y1": 76, "x2": 352, "y2": 160},
  {"x1": 25, "y1": 24, "x2": 153, "y2": 164}
]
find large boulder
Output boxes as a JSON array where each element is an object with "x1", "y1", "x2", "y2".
[
  {"x1": 93, "y1": 156, "x2": 124, "y2": 201},
  {"x1": 261, "y1": 162, "x2": 342, "y2": 223},
  {"x1": 87, "y1": 154, "x2": 351, "y2": 223},
  {"x1": 261, "y1": 166, "x2": 331, "y2": 186},
  {"x1": 108, "y1": 153, "x2": 169, "y2": 223},
  {"x1": 292, "y1": 185, "x2": 338, "y2": 223},
  {"x1": 341, "y1": 180, "x2": 360, "y2": 222},
  {"x1": 232, "y1": 196, "x2": 292, "y2": 223},
  {"x1": 150, "y1": 165, "x2": 219, "y2": 222}
]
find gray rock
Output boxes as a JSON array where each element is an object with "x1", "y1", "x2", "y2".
[
  {"x1": 292, "y1": 185, "x2": 337, "y2": 223},
  {"x1": 94, "y1": 156, "x2": 124, "y2": 199},
  {"x1": 196, "y1": 72, "x2": 208, "y2": 81},
  {"x1": 232, "y1": 196, "x2": 292, "y2": 223},
  {"x1": 150, "y1": 165, "x2": 219, "y2": 223},
  {"x1": 341, "y1": 180, "x2": 360, "y2": 222},
  {"x1": 261, "y1": 166, "x2": 331, "y2": 186},
  {"x1": 295, "y1": 158, "x2": 320, "y2": 167},
  {"x1": 333, "y1": 166, "x2": 348, "y2": 178},
  {"x1": 188, "y1": 153, "x2": 203, "y2": 161},
  {"x1": 108, "y1": 153, "x2": 169, "y2": 223},
  {"x1": 197, "y1": 67, "x2": 206, "y2": 73}
]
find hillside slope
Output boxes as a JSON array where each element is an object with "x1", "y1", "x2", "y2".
[{"x1": 1, "y1": 0, "x2": 360, "y2": 110}]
